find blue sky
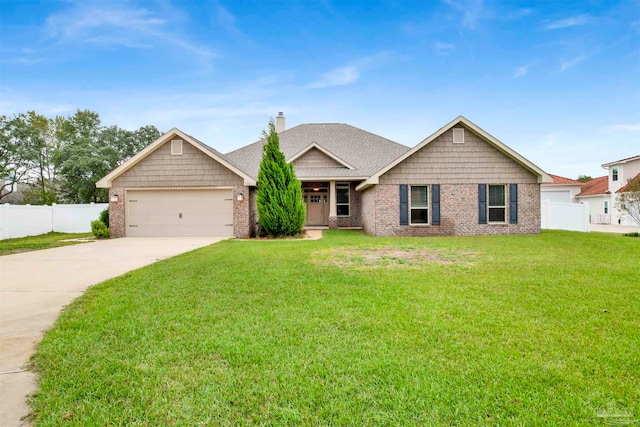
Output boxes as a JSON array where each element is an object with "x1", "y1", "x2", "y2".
[{"x1": 1, "y1": 0, "x2": 639, "y2": 179}]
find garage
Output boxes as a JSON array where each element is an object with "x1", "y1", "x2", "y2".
[
  {"x1": 126, "y1": 189, "x2": 234, "y2": 237},
  {"x1": 541, "y1": 190, "x2": 571, "y2": 203}
]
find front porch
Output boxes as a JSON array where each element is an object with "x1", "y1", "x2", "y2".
[{"x1": 301, "y1": 181, "x2": 361, "y2": 229}]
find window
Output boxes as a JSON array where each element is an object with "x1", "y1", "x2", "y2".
[
  {"x1": 336, "y1": 183, "x2": 350, "y2": 216},
  {"x1": 604, "y1": 200, "x2": 609, "y2": 214},
  {"x1": 612, "y1": 167, "x2": 618, "y2": 181},
  {"x1": 171, "y1": 139, "x2": 183, "y2": 155},
  {"x1": 453, "y1": 128, "x2": 465, "y2": 144},
  {"x1": 410, "y1": 185, "x2": 429, "y2": 224},
  {"x1": 488, "y1": 185, "x2": 506, "y2": 223}
]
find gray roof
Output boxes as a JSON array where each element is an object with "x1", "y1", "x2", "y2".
[{"x1": 226, "y1": 123, "x2": 409, "y2": 180}]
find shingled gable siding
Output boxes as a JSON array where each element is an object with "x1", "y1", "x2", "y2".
[
  {"x1": 368, "y1": 126, "x2": 541, "y2": 236},
  {"x1": 378, "y1": 127, "x2": 538, "y2": 185},
  {"x1": 292, "y1": 147, "x2": 345, "y2": 168},
  {"x1": 112, "y1": 140, "x2": 243, "y2": 188}
]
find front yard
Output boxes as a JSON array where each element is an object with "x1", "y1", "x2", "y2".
[
  {"x1": 29, "y1": 230, "x2": 639, "y2": 426},
  {"x1": 0, "y1": 232, "x2": 92, "y2": 256}
]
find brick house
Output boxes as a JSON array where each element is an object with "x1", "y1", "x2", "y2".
[{"x1": 97, "y1": 115, "x2": 552, "y2": 238}]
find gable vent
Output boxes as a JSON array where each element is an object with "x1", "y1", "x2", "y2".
[
  {"x1": 453, "y1": 128, "x2": 465, "y2": 144},
  {"x1": 171, "y1": 139, "x2": 183, "y2": 155}
]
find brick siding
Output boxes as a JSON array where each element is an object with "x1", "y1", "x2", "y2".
[
  {"x1": 233, "y1": 185, "x2": 251, "y2": 238},
  {"x1": 366, "y1": 184, "x2": 540, "y2": 236},
  {"x1": 108, "y1": 186, "x2": 125, "y2": 238}
]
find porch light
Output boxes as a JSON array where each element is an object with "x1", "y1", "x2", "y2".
[
  {"x1": 313, "y1": 188, "x2": 319, "y2": 191},
  {"x1": 237, "y1": 192, "x2": 244, "y2": 201},
  {"x1": 110, "y1": 193, "x2": 119, "y2": 202}
]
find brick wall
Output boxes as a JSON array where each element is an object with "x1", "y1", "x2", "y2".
[
  {"x1": 249, "y1": 188, "x2": 259, "y2": 237},
  {"x1": 233, "y1": 185, "x2": 251, "y2": 238},
  {"x1": 108, "y1": 186, "x2": 126, "y2": 238},
  {"x1": 370, "y1": 183, "x2": 540, "y2": 236},
  {"x1": 360, "y1": 186, "x2": 376, "y2": 235}
]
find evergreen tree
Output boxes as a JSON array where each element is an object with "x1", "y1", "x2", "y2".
[{"x1": 257, "y1": 120, "x2": 305, "y2": 236}]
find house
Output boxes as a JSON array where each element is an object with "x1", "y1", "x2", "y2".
[
  {"x1": 541, "y1": 174, "x2": 583, "y2": 204},
  {"x1": 96, "y1": 115, "x2": 552, "y2": 238},
  {"x1": 575, "y1": 155, "x2": 640, "y2": 225}
]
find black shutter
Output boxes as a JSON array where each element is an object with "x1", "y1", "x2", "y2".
[
  {"x1": 478, "y1": 184, "x2": 487, "y2": 224},
  {"x1": 509, "y1": 183, "x2": 518, "y2": 224},
  {"x1": 399, "y1": 184, "x2": 408, "y2": 225},
  {"x1": 432, "y1": 184, "x2": 440, "y2": 225}
]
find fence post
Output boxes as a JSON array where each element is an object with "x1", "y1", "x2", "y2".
[
  {"x1": 51, "y1": 203, "x2": 57, "y2": 232},
  {"x1": 583, "y1": 202, "x2": 590, "y2": 233}
]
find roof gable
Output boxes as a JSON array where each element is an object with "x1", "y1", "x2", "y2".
[
  {"x1": 226, "y1": 123, "x2": 409, "y2": 180},
  {"x1": 357, "y1": 116, "x2": 553, "y2": 190},
  {"x1": 289, "y1": 143, "x2": 354, "y2": 169},
  {"x1": 96, "y1": 128, "x2": 256, "y2": 188}
]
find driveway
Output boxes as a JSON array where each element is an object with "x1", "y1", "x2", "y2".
[
  {"x1": 589, "y1": 224, "x2": 639, "y2": 233},
  {"x1": 0, "y1": 236, "x2": 227, "y2": 427}
]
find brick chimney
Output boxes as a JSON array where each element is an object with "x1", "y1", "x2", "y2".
[{"x1": 275, "y1": 112, "x2": 286, "y2": 133}]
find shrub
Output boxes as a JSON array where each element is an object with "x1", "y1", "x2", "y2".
[
  {"x1": 91, "y1": 220, "x2": 110, "y2": 239},
  {"x1": 256, "y1": 120, "x2": 305, "y2": 237},
  {"x1": 623, "y1": 232, "x2": 639, "y2": 238},
  {"x1": 99, "y1": 208, "x2": 109, "y2": 228}
]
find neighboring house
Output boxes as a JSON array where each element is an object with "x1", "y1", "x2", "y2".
[
  {"x1": 0, "y1": 180, "x2": 35, "y2": 205},
  {"x1": 541, "y1": 174, "x2": 583, "y2": 204},
  {"x1": 97, "y1": 115, "x2": 552, "y2": 238},
  {"x1": 575, "y1": 155, "x2": 640, "y2": 225}
]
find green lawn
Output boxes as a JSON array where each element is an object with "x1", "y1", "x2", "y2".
[
  {"x1": 0, "y1": 232, "x2": 92, "y2": 256},
  {"x1": 29, "y1": 231, "x2": 639, "y2": 426}
]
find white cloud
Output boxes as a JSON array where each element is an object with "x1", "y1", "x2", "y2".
[
  {"x1": 307, "y1": 66, "x2": 360, "y2": 89},
  {"x1": 43, "y1": 1, "x2": 214, "y2": 62},
  {"x1": 443, "y1": 0, "x2": 486, "y2": 30},
  {"x1": 513, "y1": 66, "x2": 527, "y2": 78},
  {"x1": 545, "y1": 14, "x2": 593, "y2": 30},
  {"x1": 434, "y1": 42, "x2": 455, "y2": 55},
  {"x1": 610, "y1": 123, "x2": 640, "y2": 131},
  {"x1": 560, "y1": 54, "x2": 590, "y2": 71}
]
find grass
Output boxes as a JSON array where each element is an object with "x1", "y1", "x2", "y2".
[
  {"x1": 0, "y1": 232, "x2": 92, "y2": 256},
  {"x1": 29, "y1": 230, "x2": 639, "y2": 426}
]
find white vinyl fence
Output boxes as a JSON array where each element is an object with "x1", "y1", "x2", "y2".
[
  {"x1": 0, "y1": 203, "x2": 108, "y2": 240},
  {"x1": 541, "y1": 200, "x2": 590, "y2": 232}
]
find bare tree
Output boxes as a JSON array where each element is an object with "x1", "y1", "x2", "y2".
[{"x1": 615, "y1": 176, "x2": 640, "y2": 227}]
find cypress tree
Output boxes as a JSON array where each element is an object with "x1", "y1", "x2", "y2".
[{"x1": 257, "y1": 120, "x2": 305, "y2": 237}]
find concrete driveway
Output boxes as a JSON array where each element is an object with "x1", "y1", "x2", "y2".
[{"x1": 0, "y1": 236, "x2": 227, "y2": 427}]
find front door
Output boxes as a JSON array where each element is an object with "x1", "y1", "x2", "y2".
[{"x1": 304, "y1": 190, "x2": 328, "y2": 225}]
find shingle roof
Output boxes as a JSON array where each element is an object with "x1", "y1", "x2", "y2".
[
  {"x1": 226, "y1": 123, "x2": 409, "y2": 180},
  {"x1": 617, "y1": 173, "x2": 640, "y2": 192},
  {"x1": 576, "y1": 176, "x2": 609, "y2": 197},
  {"x1": 548, "y1": 174, "x2": 582, "y2": 185}
]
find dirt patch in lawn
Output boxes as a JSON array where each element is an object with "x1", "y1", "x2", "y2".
[{"x1": 313, "y1": 245, "x2": 477, "y2": 269}]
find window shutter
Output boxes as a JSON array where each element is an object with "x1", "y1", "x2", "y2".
[
  {"x1": 432, "y1": 184, "x2": 440, "y2": 225},
  {"x1": 478, "y1": 184, "x2": 487, "y2": 224},
  {"x1": 509, "y1": 183, "x2": 518, "y2": 224},
  {"x1": 399, "y1": 184, "x2": 408, "y2": 226}
]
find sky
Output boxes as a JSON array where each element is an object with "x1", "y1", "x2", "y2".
[{"x1": 1, "y1": 0, "x2": 639, "y2": 179}]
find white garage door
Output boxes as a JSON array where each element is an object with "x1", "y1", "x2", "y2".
[
  {"x1": 541, "y1": 190, "x2": 571, "y2": 204},
  {"x1": 126, "y1": 189, "x2": 234, "y2": 237}
]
